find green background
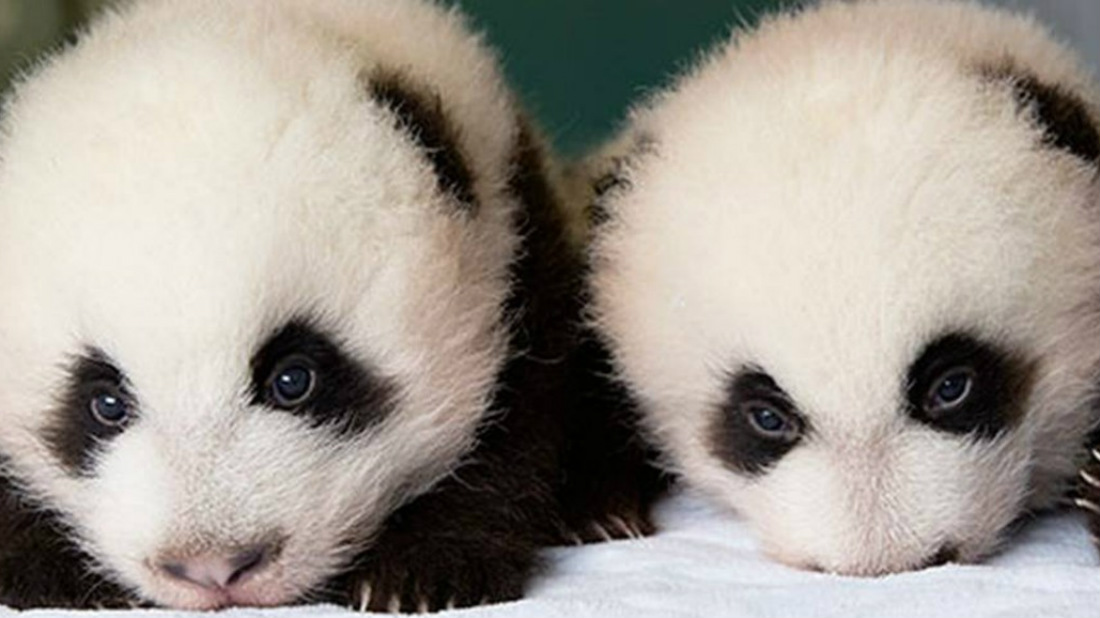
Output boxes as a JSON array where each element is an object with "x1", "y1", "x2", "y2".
[{"x1": 462, "y1": 0, "x2": 785, "y2": 155}]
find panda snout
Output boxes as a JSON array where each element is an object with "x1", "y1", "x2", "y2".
[
  {"x1": 159, "y1": 544, "x2": 271, "y2": 590},
  {"x1": 154, "y1": 538, "x2": 285, "y2": 606}
]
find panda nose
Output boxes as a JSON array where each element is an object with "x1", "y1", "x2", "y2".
[{"x1": 159, "y1": 545, "x2": 274, "y2": 590}]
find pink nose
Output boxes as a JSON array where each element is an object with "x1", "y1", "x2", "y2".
[{"x1": 159, "y1": 546, "x2": 271, "y2": 590}]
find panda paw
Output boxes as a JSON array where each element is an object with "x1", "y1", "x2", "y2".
[
  {"x1": 339, "y1": 539, "x2": 532, "y2": 613},
  {"x1": 557, "y1": 461, "x2": 667, "y2": 546},
  {"x1": 1078, "y1": 445, "x2": 1100, "y2": 551}
]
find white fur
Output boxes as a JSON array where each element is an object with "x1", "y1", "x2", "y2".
[
  {"x1": 0, "y1": 0, "x2": 525, "y2": 609},
  {"x1": 589, "y1": 0, "x2": 1100, "y2": 575}
]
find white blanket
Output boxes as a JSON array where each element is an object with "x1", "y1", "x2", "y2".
[{"x1": 4, "y1": 490, "x2": 1097, "y2": 617}]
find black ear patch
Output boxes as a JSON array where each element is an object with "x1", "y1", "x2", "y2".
[
  {"x1": 984, "y1": 65, "x2": 1100, "y2": 163},
  {"x1": 588, "y1": 166, "x2": 629, "y2": 229},
  {"x1": 587, "y1": 133, "x2": 656, "y2": 228},
  {"x1": 250, "y1": 318, "x2": 395, "y2": 435},
  {"x1": 43, "y1": 350, "x2": 134, "y2": 477},
  {"x1": 368, "y1": 71, "x2": 476, "y2": 211}
]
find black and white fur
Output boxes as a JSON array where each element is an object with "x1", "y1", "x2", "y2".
[
  {"x1": 0, "y1": 0, "x2": 653, "y2": 611},
  {"x1": 586, "y1": 0, "x2": 1100, "y2": 576}
]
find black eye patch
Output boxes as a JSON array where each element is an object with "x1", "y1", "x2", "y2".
[
  {"x1": 709, "y1": 369, "x2": 807, "y2": 476},
  {"x1": 249, "y1": 319, "x2": 395, "y2": 435},
  {"x1": 904, "y1": 333, "x2": 1031, "y2": 439},
  {"x1": 44, "y1": 349, "x2": 135, "y2": 477}
]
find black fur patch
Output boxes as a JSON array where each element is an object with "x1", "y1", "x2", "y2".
[
  {"x1": 557, "y1": 333, "x2": 669, "y2": 542},
  {"x1": 904, "y1": 333, "x2": 1031, "y2": 439},
  {"x1": 250, "y1": 318, "x2": 395, "y2": 435},
  {"x1": 710, "y1": 369, "x2": 807, "y2": 475},
  {"x1": 43, "y1": 350, "x2": 134, "y2": 476},
  {"x1": 0, "y1": 455, "x2": 135, "y2": 609},
  {"x1": 983, "y1": 65, "x2": 1100, "y2": 163},
  {"x1": 368, "y1": 71, "x2": 476, "y2": 211},
  {"x1": 506, "y1": 123, "x2": 666, "y2": 544}
]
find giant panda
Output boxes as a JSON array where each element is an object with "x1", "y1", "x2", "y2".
[
  {"x1": 585, "y1": 0, "x2": 1100, "y2": 576},
  {"x1": 0, "y1": 0, "x2": 653, "y2": 611}
]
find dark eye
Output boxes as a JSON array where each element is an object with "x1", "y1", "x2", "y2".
[
  {"x1": 745, "y1": 402, "x2": 800, "y2": 441},
  {"x1": 268, "y1": 356, "x2": 317, "y2": 408},
  {"x1": 89, "y1": 388, "x2": 130, "y2": 427},
  {"x1": 905, "y1": 334, "x2": 1022, "y2": 439},
  {"x1": 926, "y1": 367, "x2": 975, "y2": 413}
]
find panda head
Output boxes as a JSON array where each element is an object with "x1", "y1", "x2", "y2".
[
  {"x1": 589, "y1": 0, "x2": 1100, "y2": 576},
  {"x1": 0, "y1": 0, "x2": 519, "y2": 609}
]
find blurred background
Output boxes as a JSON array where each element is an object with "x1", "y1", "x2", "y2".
[{"x1": 1, "y1": 0, "x2": 1098, "y2": 157}]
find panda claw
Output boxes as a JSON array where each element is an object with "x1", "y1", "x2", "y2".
[
  {"x1": 387, "y1": 595, "x2": 401, "y2": 614},
  {"x1": 1080, "y1": 468, "x2": 1100, "y2": 489},
  {"x1": 1073, "y1": 497, "x2": 1100, "y2": 516},
  {"x1": 607, "y1": 515, "x2": 636, "y2": 539},
  {"x1": 590, "y1": 522, "x2": 613, "y2": 542},
  {"x1": 356, "y1": 582, "x2": 372, "y2": 612},
  {"x1": 1091, "y1": 448, "x2": 1100, "y2": 463},
  {"x1": 606, "y1": 515, "x2": 626, "y2": 537},
  {"x1": 417, "y1": 599, "x2": 429, "y2": 614}
]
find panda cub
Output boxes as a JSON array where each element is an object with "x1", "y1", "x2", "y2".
[
  {"x1": 0, "y1": 0, "x2": 650, "y2": 611},
  {"x1": 586, "y1": 0, "x2": 1100, "y2": 575}
]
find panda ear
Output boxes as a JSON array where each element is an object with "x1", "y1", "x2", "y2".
[
  {"x1": 366, "y1": 70, "x2": 476, "y2": 212},
  {"x1": 984, "y1": 66, "x2": 1100, "y2": 164},
  {"x1": 582, "y1": 133, "x2": 656, "y2": 228}
]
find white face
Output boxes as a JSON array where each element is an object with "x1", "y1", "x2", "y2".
[
  {"x1": 590, "y1": 5, "x2": 1100, "y2": 576},
  {"x1": 0, "y1": 14, "x2": 513, "y2": 609}
]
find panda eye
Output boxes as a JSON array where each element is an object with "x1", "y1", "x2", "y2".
[
  {"x1": 89, "y1": 386, "x2": 131, "y2": 427},
  {"x1": 925, "y1": 367, "x2": 975, "y2": 414},
  {"x1": 905, "y1": 333, "x2": 1026, "y2": 440},
  {"x1": 711, "y1": 369, "x2": 806, "y2": 476},
  {"x1": 744, "y1": 402, "x2": 800, "y2": 441},
  {"x1": 267, "y1": 356, "x2": 317, "y2": 409}
]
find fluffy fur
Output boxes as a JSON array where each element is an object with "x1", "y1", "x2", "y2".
[
  {"x1": 0, "y1": 0, "x2": 651, "y2": 611},
  {"x1": 586, "y1": 0, "x2": 1100, "y2": 575}
]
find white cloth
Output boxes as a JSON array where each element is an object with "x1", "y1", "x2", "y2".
[{"x1": 3, "y1": 491, "x2": 1097, "y2": 617}]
